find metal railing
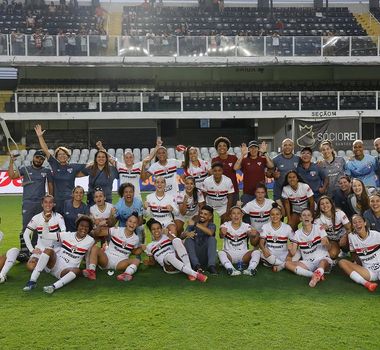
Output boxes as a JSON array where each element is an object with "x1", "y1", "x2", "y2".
[
  {"x1": 1, "y1": 90, "x2": 379, "y2": 113},
  {"x1": 0, "y1": 34, "x2": 378, "y2": 57}
]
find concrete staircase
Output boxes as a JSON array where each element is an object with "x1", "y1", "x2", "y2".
[{"x1": 355, "y1": 12, "x2": 380, "y2": 42}]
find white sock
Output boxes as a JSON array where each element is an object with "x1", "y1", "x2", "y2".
[
  {"x1": 164, "y1": 254, "x2": 197, "y2": 277},
  {"x1": 218, "y1": 251, "x2": 234, "y2": 270},
  {"x1": 248, "y1": 250, "x2": 261, "y2": 270},
  {"x1": 295, "y1": 266, "x2": 313, "y2": 278},
  {"x1": 315, "y1": 267, "x2": 324, "y2": 275},
  {"x1": 30, "y1": 252, "x2": 50, "y2": 282},
  {"x1": 52, "y1": 271, "x2": 76, "y2": 290},
  {"x1": 172, "y1": 238, "x2": 191, "y2": 268},
  {"x1": 124, "y1": 264, "x2": 138, "y2": 276},
  {"x1": 0, "y1": 247, "x2": 19, "y2": 276},
  {"x1": 88, "y1": 264, "x2": 96, "y2": 271},
  {"x1": 349, "y1": 271, "x2": 367, "y2": 286}
]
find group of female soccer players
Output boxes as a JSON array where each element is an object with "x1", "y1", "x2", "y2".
[{"x1": 0, "y1": 125, "x2": 379, "y2": 294}]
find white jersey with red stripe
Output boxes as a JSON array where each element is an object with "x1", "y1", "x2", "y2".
[
  {"x1": 220, "y1": 221, "x2": 251, "y2": 252},
  {"x1": 146, "y1": 192, "x2": 178, "y2": 226},
  {"x1": 145, "y1": 234, "x2": 174, "y2": 267},
  {"x1": 56, "y1": 231, "x2": 95, "y2": 268},
  {"x1": 314, "y1": 210, "x2": 350, "y2": 241},
  {"x1": 349, "y1": 230, "x2": 380, "y2": 271},
  {"x1": 90, "y1": 202, "x2": 113, "y2": 220},
  {"x1": 176, "y1": 190, "x2": 205, "y2": 218},
  {"x1": 27, "y1": 212, "x2": 66, "y2": 250},
  {"x1": 105, "y1": 227, "x2": 140, "y2": 261},
  {"x1": 260, "y1": 222, "x2": 293, "y2": 261},
  {"x1": 116, "y1": 161, "x2": 142, "y2": 198},
  {"x1": 184, "y1": 159, "x2": 210, "y2": 189},
  {"x1": 202, "y1": 175, "x2": 235, "y2": 216},
  {"x1": 282, "y1": 183, "x2": 313, "y2": 214},
  {"x1": 292, "y1": 224, "x2": 329, "y2": 261},
  {"x1": 242, "y1": 198, "x2": 274, "y2": 233},
  {"x1": 148, "y1": 159, "x2": 182, "y2": 196}
]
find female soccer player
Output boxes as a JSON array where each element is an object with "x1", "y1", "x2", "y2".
[
  {"x1": 141, "y1": 140, "x2": 182, "y2": 197},
  {"x1": 83, "y1": 213, "x2": 141, "y2": 282},
  {"x1": 285, "y1": 209, "x2": 332, "y2": 288},
  {"x1": 34, "y1": 124, "x2": 85, "y2": 214},
  {"x1": 338, "y1": 214, "x2": 379, "y2": 292},
  {"x1": 363, "y1": 192, "x2": 380, "y2": 232},
  {"x1": 282, "y1": 170, "x2": 314, "y2": 230},
  {"x1": 242, "y1": 184, "x2": 274, "y2": 234},
  {"x1": 318, "y1": 140, "x2": 346, "y2": 197},
  {"x1": 89, "y1": 187, "x2": 116, "y2": 238},
  {"x1": 82, "y1": 150, "x2": 119, "y2": 206},
  {"x1": 23, "y1": 215, "x2": 95, "y2": 294},
  {"x1": 174, "y1": 176, "x2": 205, "y2": 234},
  {"x1": 347, "y1": 178, "x2": 370, "y2": 215},
  {"x1": 314, "y1": 196, "x2": 351, "y2": 259},
  {"x1": 23, "y1": 195, "x2": 66, "y2": 272},
  {"x1": 183, "y1": 146, "x2": 210, "y2": 189},
  {"x1": 218, "y1": 207, "x2": 260, "y2": 276},
  {"x1": 0, "y1": 230, "x2": 19, "y2": 284},
  {"x1": 143, "y1": 219, "x2": 208, "y2": 282},
  {"x1": 144, "y1": 176, "x2": 178, "y2": 236},
  {"x1": 62, "y1": 186, "x2": 89, "y2": 232},
  {"x1": 259, "y1": 203, "x2": 294, "y2": 272}
]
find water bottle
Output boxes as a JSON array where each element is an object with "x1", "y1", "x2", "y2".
[{"x1": 237, "y1": 260, "x2": 244, "y2": 271}]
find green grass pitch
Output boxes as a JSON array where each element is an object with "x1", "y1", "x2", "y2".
[{"x1": 0, "y1": 194, "x2": 379, "y2": 350}]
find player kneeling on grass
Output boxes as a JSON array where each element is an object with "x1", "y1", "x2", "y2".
[
  {"x1": 338, "y1": 214, "x2": 379, "y2": 292},
  {"x1": 143, "y1": 219, "x2": 208, "y2": 282},
  {"x1": 23, "y1": 215, "x2": 95, "y2": 294},
  {"x1": 0, "y1": 229, "x2": 20, "y2": 284},
  {"x1": 83, "y1": 213, "x2": 141, "y2": 282},
  {"x1": 218, "y1": 206, "x2": 260, "y2": 276},
  {"x1": 259, "y1": 203, "x2": 294, "y2": 272},
  {"x1": 285, "y1": 209, "x2": 332, "y2": 288}
]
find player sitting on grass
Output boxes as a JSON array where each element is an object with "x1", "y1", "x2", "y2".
[
  {"x1": 285, "y1": 208, "x2": 332, "y2": 288},
  {"x1": 0, "y1": 229, "x2": 20, "y2": 284},
  {"x1": 143, "y1": 219, "x2": 208, "y2": 282},
  {"x1": 23, "y1": 215, "x2": 95, "y2": 294},
  {"x1": 83, "y1": 213, "x2": 141, "y2": 282},
  {"x1": 338, "y1": 214, "x2": 379, "y2": 292},
  {"x1": 23, "y1": 195, "x2": 66, "y2": 272},
  {"x1": 218, "y1": 206, "x2": 260, "y2": 276},
  {"x1": 259, "y1": 203, "x2": 294, "y2": 272}
]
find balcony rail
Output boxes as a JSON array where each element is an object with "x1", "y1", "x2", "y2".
[
  {"x1": 0, "y1": 34, "x2": 378, "y2": 57},
  {"x1": 1, "y1": 90, "x2": 378, "y2": 113}
]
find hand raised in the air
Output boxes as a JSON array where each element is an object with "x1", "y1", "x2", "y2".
[
  {"x1": 96, "y1": 140, "x2": 104, "y2": 150},
  {"x1": 259, "y1": 141, "x2": 268, "y2": 154},
  {"x1": 241, "y1": 143, "x2": 248, "y2": 157},
  {"x1": 34, "y1": 124, "x2": 46, "y2": 137}
]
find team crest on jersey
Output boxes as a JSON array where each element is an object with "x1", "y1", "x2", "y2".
[
  {"x1": 363, "y1": 248, "x2": 368, "y2": 255},
  {"x1": 67, "y1": 168, "x2": 73, "y2": 174},
  {"x1": 257, "y1": 162, "x2": 262, "y2": 166},
  {"x1": 273, "y1": 236, "x2": 277, "y2": 243},
  {"x1": 307, "y1": 241, "x2": 313, "y2": 248},
  {"x1": 41, "y1": 172, "x2": 47, "y2": 177},
  {"x1": 71, "y1": 245, "x2": 77, "y2": 253},
  {"x1": 294, "y1": 162, "x2": 298, "y2": 167},
  {"x1": 228, "y1": 163, "x2": 233, "y2": 167},
  {"x1": 122, "y1": 241, "x2": 128, "y2": 248},
  {"x1": 310, "y1": 171, "x2": 317, "y2": 177}
]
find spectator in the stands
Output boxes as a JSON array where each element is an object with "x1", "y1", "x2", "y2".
[
  {"x1": 26, "y1": 10, "x2": 36, "y2": 28},
  {"x1": 43, "y1": 30, "x2": 54, "y2": 55},
  {"x1": 66, "y1": 31, "x2": 77, "y2": 56},
  {"x1": 58, "y1": 29, "x2": 66, "y2": 55},
  {"x1": 79, "y1": 28, "x2": 88, "y2": 56},
  {"x1": 32, "y1": 29, "x2": 43, "y2": 55},
  {"x1": 48, "y1": 1, "x2": 56, "y2": 13},
  {"x1": 11, "y1": 29, "x2": 24, "y2": 55},
  {"x1": 272, "y1": 32, "x2": 280, "y2": 56},
  {"x1": 275, "y1": 19, "x2": 284, "y2": 34}
]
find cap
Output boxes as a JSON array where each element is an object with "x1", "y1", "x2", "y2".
[
  {"x1": 34, "y1": 150, "x2": 46, "y2": 159},
  {"x1": 248, "y1": 140, "x2": 259, "y2": 148},
  {"x1": 300, "y1": 146, "x2": 313, "y2": 154}
]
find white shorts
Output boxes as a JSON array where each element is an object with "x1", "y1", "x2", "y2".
[
  {"x1": 104, "y1": 251, "x2": 126, "y2": 270},
  {"x1": 47, "y1": 255, "x2": 76, "y2": 279},
  {"x1": 366, "y1": 265, "x2": 380, "y2": 281},
  {"x1": 260, "y1": 251, "x2": 288, "y2": 266},
  {"x1": 301, "y1": 256, "x2": 332, "y2": 273},
  {"x1": 174, "y1": 211, "x2": 197, "y2": 223},
  {"x1": 223, "y1": 249, "x2": 249, "y2": 264},
  {"x1": 30, "y1": 245, "x2": 57, "y2": 260}
]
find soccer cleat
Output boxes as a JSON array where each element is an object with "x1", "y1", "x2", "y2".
[
  {"x1": 82, "y1": 269, "x2": 96, "y2": 280},
  {"x1": 187, "y1": 274, "x2": 197, "y2": 281},
  {"x1": 208, "y1": 265, "x2": 218, "y2": 275},
  {"x1": 116, "y1": 272, "x2": 133, "y2": 282},
  {"x1": 196, "y1": 272, "x2": 208, "y2": 283},
  {"x1": 243, "y1": 268, "x2": 257, "y2": 276},
  {"x1": 0, "y1": 273, "x2": 7, "y2": 284},
  {"x1": 227, "y1": 268, "x2": 241, "y2": 276},
  {"x1": 309, "y1": 270, "x2": 323, "y2": 288},
  {"x1": 364, "y1": 281, "x2": 378, "y2": 292},
  {"x1": 17, "y1": 251, "x2": 30, "y2": 263},
  {"x1": 43, "y1": 285, "x2": 55, "y2": 294},
  {"x1": 23, "y1": 280, "x2": 37, "y2": 291}
]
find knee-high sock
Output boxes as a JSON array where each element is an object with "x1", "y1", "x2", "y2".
[
  {"x1": 125, "y1": 264, "x2": 138, "y2": 276},
  {"x1": 218, "y1": 250, "x2": 233, "y2": 270},
  {"x1": 248, "y1": 250, "x2": 261, "y2": 270},
  {"x1": 295, "y1": 266, "x2": 313, "y2": 278},
  {"x1": 30, "y1": 252, "x2": 50, "y2": 282},
  {"x1": 52, "y1": 271, "x2": 76, "y2": 290},
  {"x1": 265, "y1": 254, "x2": 284, "y2": 266},
  {"x1": 164, "y1": 254, "x2": 197, "y2": 277},
  {"x1": 1, "y1": 248, "x2": 20, "y2": 276},
  {"x1": 349, "y1": 271, "x2": 367, "y2": 286},
  {"x1": 172, "y1": 238, "x2": 191, "y2": 268}
]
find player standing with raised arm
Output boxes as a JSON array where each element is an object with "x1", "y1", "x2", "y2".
[{"x1": 183, "y1": 146, "x2": 210, "y2": 189}]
